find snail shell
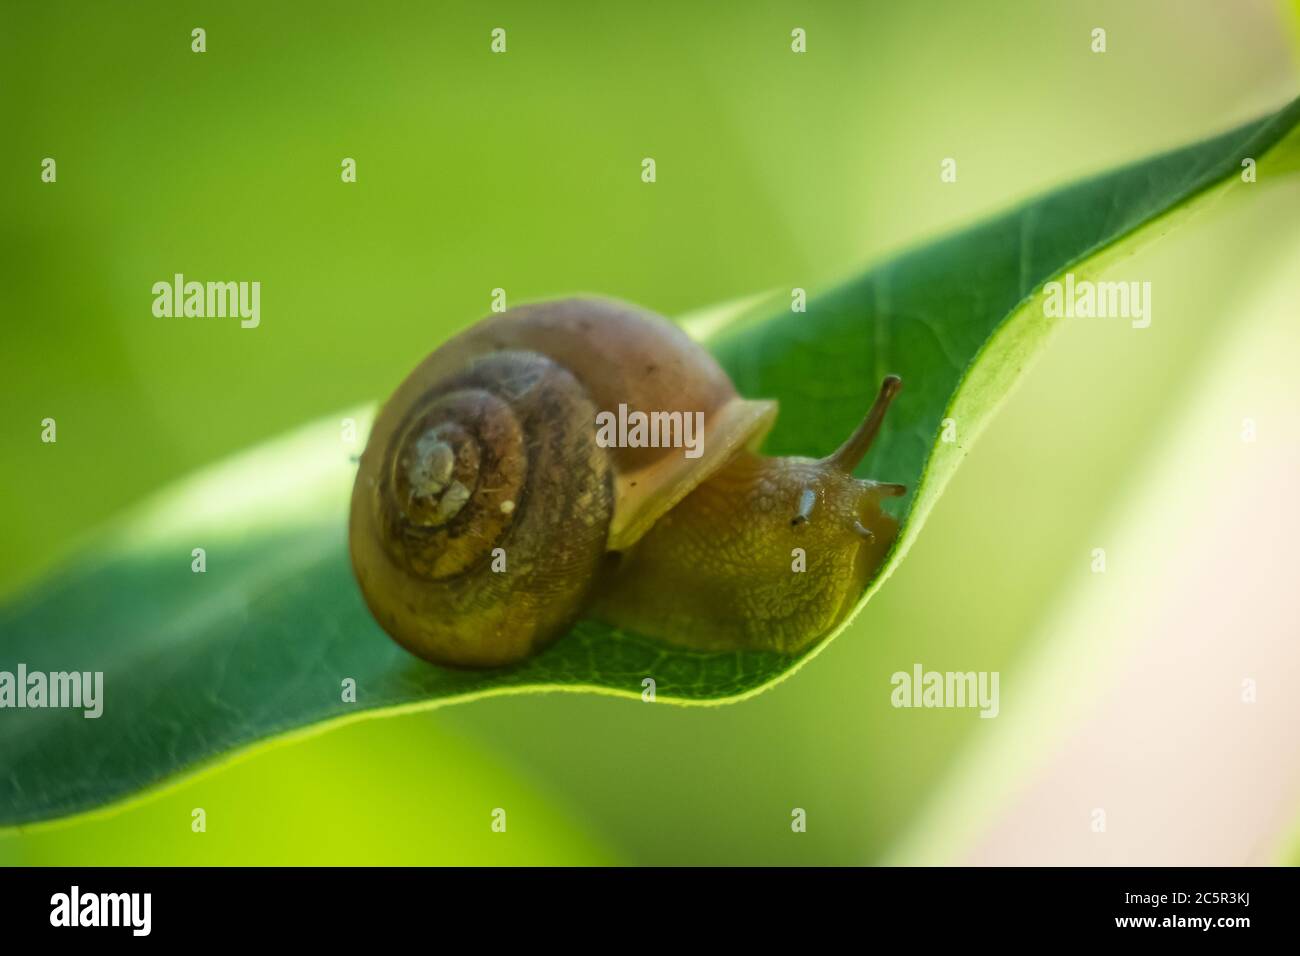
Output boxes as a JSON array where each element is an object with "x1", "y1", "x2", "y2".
[{"x1": 350, "y1": 298, "x2": 776, "y2": 667}]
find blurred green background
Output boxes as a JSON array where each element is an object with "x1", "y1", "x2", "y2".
[{"x1": 2, "y1": 0, "x2": 1297, "y2": 864}]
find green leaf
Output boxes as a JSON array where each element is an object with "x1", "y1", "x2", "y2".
[{"x1": 3, "y1": 98, "x2": 1298, "y2": 827}]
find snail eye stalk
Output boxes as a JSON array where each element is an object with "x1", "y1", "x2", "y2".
[
  {"x1": 791, "y1": 487, "x2": 817, "y2": 526},
  {"x1": 828, "y1": 375, "x2": 902, "y2": 474}
]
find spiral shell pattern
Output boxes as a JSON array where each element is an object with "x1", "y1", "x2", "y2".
[{"x1": 350, "y1": 350, "x2": 613, "y2": 667}]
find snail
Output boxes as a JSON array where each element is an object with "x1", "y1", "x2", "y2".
[{"x1": 349, "y1": 297, "x2": 905, "y2": 668}]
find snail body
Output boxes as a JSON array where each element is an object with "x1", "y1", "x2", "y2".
[{"x1": 350, "y1": 297, "x2": 904, "y2": 667}]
